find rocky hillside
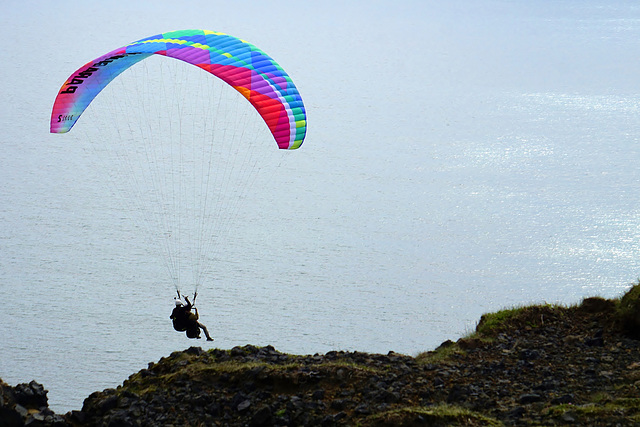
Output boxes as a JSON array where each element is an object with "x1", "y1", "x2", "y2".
[{"x1": 3, "y1": 284, "x2": 640, "y2": 426}]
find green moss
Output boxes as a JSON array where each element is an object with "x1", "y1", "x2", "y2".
[
  {"x1": 590, "y1": 391, "x2": 614, "y2": 404},
  {"x1": 365, "y1": 404, "x2": 503, "y2": 426},
  {"x1": 544, "y1": 397, "x2": 640, "y2": 423},
  {"x1": 323, "y1": 360, "x2": 382, "y2": 373}
]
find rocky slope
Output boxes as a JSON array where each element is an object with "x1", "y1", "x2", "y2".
[{"x1": 3, "y1": 285, "x2": 640, "y2": 426}]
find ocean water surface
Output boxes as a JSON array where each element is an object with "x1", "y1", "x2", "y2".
[{"x1": 1, "y1": 0, "x2": 640, "y2": 412}]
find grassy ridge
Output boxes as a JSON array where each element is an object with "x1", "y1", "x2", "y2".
[{"x1": 5, "y1": 281, "x2": 640, "y2": 426}]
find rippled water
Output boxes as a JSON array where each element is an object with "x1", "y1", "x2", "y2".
[{"x1": 2, "y1": 0, "x2": 640, "y2": 413}]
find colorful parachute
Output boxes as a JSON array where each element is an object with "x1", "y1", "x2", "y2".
[{"x1": 50, "y1": 29, "x2": 306, "y2": 149}]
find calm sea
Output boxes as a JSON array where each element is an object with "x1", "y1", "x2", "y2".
[{"x1": 2, "y1": 0, "x2": 640, "y2": 413}]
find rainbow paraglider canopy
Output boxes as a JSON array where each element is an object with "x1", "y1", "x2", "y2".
[{"x1": 50, "y1": 29, "x2": 306, "y2": 149}]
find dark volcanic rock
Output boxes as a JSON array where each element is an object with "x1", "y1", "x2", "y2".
[
  {"x1": 14, "y1": 380, "x2": 48, "y2": 408},
  {"x1": 0, "y1": 379, "x2": 68, "y2": 426},
  {"x1": 4, "y1": 285, "x2": 640, "y2": 426}
]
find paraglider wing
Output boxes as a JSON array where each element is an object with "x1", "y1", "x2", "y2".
[{"x1": 50, "y1": 29, "x2": 307, "y2": 149}]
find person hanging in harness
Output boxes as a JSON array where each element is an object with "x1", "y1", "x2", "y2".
[{"x1": 170, "y1": 292, "x2": 214, "y2": 341}]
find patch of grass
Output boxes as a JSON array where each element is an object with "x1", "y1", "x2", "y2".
[
  {"x1": 365, "y1": 404, "x2": 503, "y2": 426},
  {"x1": 590, "y1": 391, "x2": 614, "y2": 404},
  {"x1": 117, "y1": 380, "x2": 159, "y2": 397},
  {"x1": 200, "y1": 358, "x2": 380, "y2": 375},
  {"x1": 199, "y1": 360, "x2": 277, "y2": 373},
  {"x1": 577, "y1": 296, "x2": 617, "y2": 314},
  {"x1": 415, "y1": 342, "x2": 465, "y2": 365},
  {"x1": 475, "y1": 303, "x2": 565, "y2": 337},
  {"x1": 476, "y1": 306, "x2": 525, "y2": 336},
  {"x1": 616, "y1": 280, "x2": 640, "y2": 337},
  {"x1": 545, "y1": 398, "x2": 640, "y2": 422},
  {"x1": 323, "y1": 360, "x2": 382, "y2": 373}
]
